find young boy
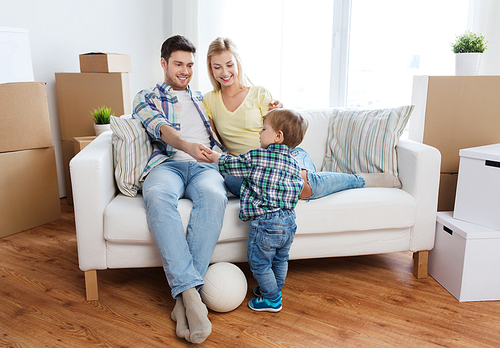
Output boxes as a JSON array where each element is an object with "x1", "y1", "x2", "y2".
[{"x1": 202, "y1": 109, "x2": 308, "y2": 312}]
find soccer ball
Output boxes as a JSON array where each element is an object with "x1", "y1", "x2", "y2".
[{"x1": 200, "y1": 262, "x2": 248, "y2": 312}]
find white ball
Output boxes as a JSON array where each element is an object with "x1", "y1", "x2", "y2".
[{"x1": 200, "y1": 262, "x2": 248, "y2": 313}]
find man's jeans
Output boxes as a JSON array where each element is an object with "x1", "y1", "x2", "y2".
[
  {"x1": 142, "y1": 160, "x2": 227, "y2": 299},
  {"x1": 247, "y1": 210, "x2": 296, "y2": 300},
  {"x1": 225, "y1": 147, "x2": 365, "y2": 199}
]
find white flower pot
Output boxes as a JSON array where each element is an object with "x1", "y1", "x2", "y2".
[
  {"x1": 455, "y1": 53, "x2": 482, "y2": 76},
  {"x1": 94, "y1": 123, "x2": 111, "y2": 136}
]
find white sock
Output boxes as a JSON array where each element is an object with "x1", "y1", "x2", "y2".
[
  {"x1": 182, "y1": 287, "x2": 212, "y2": 344},
  {"x1": 170, "y1": 297, "x2": 190, "y2": 341}
]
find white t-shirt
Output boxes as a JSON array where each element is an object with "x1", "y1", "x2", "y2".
[{"x1": 171, "y1": 90, "x2": 211, "y2": 161}]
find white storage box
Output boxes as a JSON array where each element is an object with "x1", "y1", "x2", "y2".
[
  {"x1": 454, "y1": 143, "x2": 500, "y2": 230},
  {"x1": 429, "y1": 212, "x2": 500, "y2": 302}
]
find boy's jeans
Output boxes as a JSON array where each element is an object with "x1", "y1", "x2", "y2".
[
  {"x1": 225, "y1": 147, "x2": 365, "y2": 199},
  {"x1": 142, "y1": 160, "x2": 227, "y2": 299},
  {"x1": 247, "y1": 210, "x2": 296, "y2": 300}
]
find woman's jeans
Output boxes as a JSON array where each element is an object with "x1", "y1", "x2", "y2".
[
  {"x1": 142, "y1": 160, "x2": 227, "y2": 299},
  {"x1": 247, "y1": 210, "x2": 296, "y2": 300},
  {"x1": 225, "y1": 147, "x2": 365, "y2": 199}
]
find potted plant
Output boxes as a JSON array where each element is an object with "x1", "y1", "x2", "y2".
[
  {"x1": 451, "y1": 31, "x2": 488, "y2": 76},
  {"x1": 90, "y1": 106, "x2": 113, "y2": 135}
]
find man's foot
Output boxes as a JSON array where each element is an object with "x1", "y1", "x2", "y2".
[
  {"x1": 171, "y1": 297, "x2": 190, "y2": 341},
  {"x1": 360, "y1": 173, "x2": 402, "y2": 189},
  {"x1": 182, "y1": 288, "x2": 212, "y2": 344},
  {"x1": 248, "y1": 292, "x2": 282, "y2": 313}
]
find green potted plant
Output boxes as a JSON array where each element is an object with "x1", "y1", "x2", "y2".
[
  {"x1": 451, "y1": 31, "x2": 488, "y2": 76},
  {"x1": 90, "y1": 106, "x2": 113, "y2": 135}
]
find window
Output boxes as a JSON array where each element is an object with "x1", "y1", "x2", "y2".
[
  {"x1": 197, "y1": 0, "x2": 334, "y2": 110},
  {"x1": 191, "y1": 0, "x2": 469, "y2": 109},
  {"x1": 347, "y1": 0, "x2": 469, "y2": 108}
]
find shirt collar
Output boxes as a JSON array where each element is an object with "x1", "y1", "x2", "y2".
[
  {"x1": 267, "y1": 143, "x2": 290, "y2": 154},
  {"x1": 158, "y1": 82, "x2": 192, "y2": 95}
]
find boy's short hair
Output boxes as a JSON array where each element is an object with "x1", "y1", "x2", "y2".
[
  {"x1": 263, "y1": 109, "x2": 308, "y2": 149},
  {"x1": 161, "y1": 35, "x2": 196, "y2": 62}
]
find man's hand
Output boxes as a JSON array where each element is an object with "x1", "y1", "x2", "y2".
[
  {"x1": 269, "y1": 99, "x2": 283, "y2": 111},
  {"x1": 159, "y1": 124, "x2": 215, "y2": 163},
  {"x1": 201, "y1": 149, "x2": 221, "y2": 163}
]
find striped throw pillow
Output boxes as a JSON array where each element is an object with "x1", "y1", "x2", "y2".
[
  {"x1": 110, "y1": 115, "x2": 152, "y2": 197},
  {"x1": 321, "y1": 106, "x2": 414, "y2": 182}
]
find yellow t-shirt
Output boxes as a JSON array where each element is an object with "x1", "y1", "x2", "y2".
[{"x1": 203, "y1": 86, "x2": 272, "y2": 156}]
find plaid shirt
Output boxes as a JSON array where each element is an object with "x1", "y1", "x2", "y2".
[
  {"x1": 218, "y1": 143, "x2": 304, "y2": 221},
  {"x1": 132, "y1": 83, "x2": 225, "y2": 180}
]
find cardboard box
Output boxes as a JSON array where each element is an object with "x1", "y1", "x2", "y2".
[
  {"x1": 79, "y1": 53, "x2": 131, "y2": 73},
  {"x1": 429, "y1": 212, "x2": 500, "y2": 302},
  {"x1": 438, "y1": 172, "x2": 458, "y2": 212},
  {"x1": 0, "y1": 27, "x2": 34, "y2": 84},
  {"x1": 410, "y1": 76, "x2": 500, "y2": 173},
  {"x1": 0, "y1": 82, "x2": 52, "y2": 153},
  {"x1": 74, "y1": 136, "x2": 96, "y2": 154},
  {"x1": 454, "y1": 144, "x2": 500, "y2": 230},
  {"x1": 55, "y1": 72, "x2": 131, "y2": 141},
  {"x1": 0, "y1": 147, "x2": 61, "y2": 238}
]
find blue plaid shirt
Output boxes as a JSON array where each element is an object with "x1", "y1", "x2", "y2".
[
  {"x1": 218, "y1": 143, "x2": 304, "y2": 221},
  {"x1": 132, "y1": 83, "x2": 225, "y2": 180}
]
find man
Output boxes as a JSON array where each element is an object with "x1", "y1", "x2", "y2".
[{"x1": 133, "y1": 35, "x2": 227, "y2": 344}]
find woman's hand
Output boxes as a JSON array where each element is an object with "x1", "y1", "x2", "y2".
[{"x1": 269, "y1": 99, "x2": 283, "y2": 110}]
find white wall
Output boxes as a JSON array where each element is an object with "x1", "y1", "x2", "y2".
[{"x1": 0, "y1": 0, "x2": 165, "y2": 197}]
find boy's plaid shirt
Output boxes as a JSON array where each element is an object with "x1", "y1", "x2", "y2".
[
  {"x1": 218, "y1": 143, "x2": 304, "y2": 221},
  {"x1": 132, "y1": 82, "x2": 225, "y2": 181}
]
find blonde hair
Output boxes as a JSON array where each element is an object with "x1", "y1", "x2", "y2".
[
  {"x1": 206, "y1": 37, "x2": 252, "y2": 91},
  {"x1": 263, "y1": 109, "x2": 308, "y2": 149}
]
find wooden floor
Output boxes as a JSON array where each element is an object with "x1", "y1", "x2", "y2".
[{"x1": 1, "y1": 200, "x2": 500, "y2": 347}]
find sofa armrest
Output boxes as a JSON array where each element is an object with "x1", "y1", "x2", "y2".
[
  {"x1": 70, "y1": 132, "x2": 117, "y2": 271},
  {"x1": 396, "y1": 138, "x2": 441, "y2": 251}
]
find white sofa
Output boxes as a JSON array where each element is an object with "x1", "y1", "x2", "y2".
[{"x1": 70, "y1": 109, "x2": 441, "y2": 301}]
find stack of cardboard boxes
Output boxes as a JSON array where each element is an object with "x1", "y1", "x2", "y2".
[
  {"x1": 410, "y1": 75, "x2": 500, "y2": 211},
  {"x1": 0, "y1": 83, "x2": 62, "y2": 238},
  {"x1": 55, "y1": 53, "x2": 132, "y2": 203},
  {"x1": 1, "y1": 27, "x2": 61, "y2": 238}
]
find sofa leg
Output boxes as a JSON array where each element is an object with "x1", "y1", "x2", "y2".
[
  {"x1": 412, "y1": 251, "x2": 429, "y2": 279},
  {"x1": 84, "y1": 270, "x2": 99, "y2": 301}
]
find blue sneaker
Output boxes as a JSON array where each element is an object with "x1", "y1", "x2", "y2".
[{"x1": 248, "y1": 293, "x2": 282, "y2": 312}]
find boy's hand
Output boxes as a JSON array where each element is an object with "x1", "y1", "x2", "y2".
[{"x1": 201, "y1": 149, "x2": 221, "y2": 163}]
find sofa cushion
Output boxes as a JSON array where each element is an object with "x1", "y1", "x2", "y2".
[
  {"x1": 294, "y1": 187, "x2": 416, "y2": 234},
  {"x1": 322, "y1": 106, "x2": 414, "y2": 182},
  {"x1": 104, "y1": 188, "x2": 416, "y2": 245},
  {"x1": 110, "y1": 115, "x2": 152, "y2": 197}
]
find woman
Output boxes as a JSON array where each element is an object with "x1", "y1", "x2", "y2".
[{"x1": 203, "y1": 37, "x2": 397, "y2": 199}]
